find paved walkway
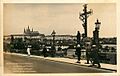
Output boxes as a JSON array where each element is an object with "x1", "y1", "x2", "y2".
[{"x1": 4, "y1": 52, "x2": 117, "y2": 72}]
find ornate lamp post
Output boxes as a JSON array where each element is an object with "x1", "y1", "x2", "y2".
[
  {"x1": 79, "y1": 4, "x2": 93, "y2": 38},
  {"x1": 51, "y1": 30, "x2": 56, "y2": 47},
  {"x1": 93, "y1": 19, "x2": 101, "y2": 51},
  {"x1": 51, "y1": 30, "x2": 56, "y2": 55},
  {"x1": 90, "y1": 19, "x2": 101, "y2": 68}
]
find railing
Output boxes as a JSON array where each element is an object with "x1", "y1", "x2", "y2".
[
  {"x1": 66, "y1": 49, "x2": 116, "y2": 65},
  {"x1": 4, "y1": 46, "x2": 116, "y2": 65}
]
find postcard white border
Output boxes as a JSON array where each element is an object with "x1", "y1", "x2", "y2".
[{"x1": 0, "y1": 0, "x2": 119, "y2": 76}]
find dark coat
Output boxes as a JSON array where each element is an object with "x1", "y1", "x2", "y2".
[
  {"x1": 43, "y1": 47, "x2": 47, "y2": 57},
  {"x1": 76, "y1": 47, "x2": 81, "y2": 56},
  {"x1": 90, "y1": 47, "x2": 100, "y2": 64}
]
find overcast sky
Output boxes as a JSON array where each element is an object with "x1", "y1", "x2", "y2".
[{"x1": 3, "y1": 3, "x2": 116, "y2": 37}]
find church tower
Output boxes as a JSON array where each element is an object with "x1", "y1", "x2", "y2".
[{"x1": 24, "y1": 28, "x2": 26, "y2": 33}]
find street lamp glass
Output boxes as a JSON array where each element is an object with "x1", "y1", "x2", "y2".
[
  {"x1": 95, "y1": 19, "x2": 101, "y2": 30},
  {"x1": 96, "y1": 24, "x2": 100, "y2": 29}
]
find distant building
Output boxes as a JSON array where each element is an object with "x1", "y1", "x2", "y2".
[
  {"x1": 45, "y1": 35, "x2": 76, "y2": 46},
  {"x1": 24, "y1": 26, "x2": 39, "y2": 36},
  {"x1": 4, "y1": 26, "x2": 45, "y2": 44}
]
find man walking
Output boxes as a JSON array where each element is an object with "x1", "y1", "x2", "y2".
[
  {"x1": 76, "y1": 31, "x2": 81, "y2": 63},
  {"x1": 85, "y1": 43, "x2": 91, "y2": 64},
  {"x1": 43, "y1": 45, "x2": 48, "y2": 57},
  {"x1": 76, "y1": 44, "x2": 81, "y2": 63},
  {"x1": 90, "y1": 45, "x2": 101, "y2": 68}
]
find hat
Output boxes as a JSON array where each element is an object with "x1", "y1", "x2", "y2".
[
  {"x1": 77, "y1": 44, "x2": 80, "y2": 47},
  {"x1": 92, "y1": 45, "x2": 96, "y2": 47}
]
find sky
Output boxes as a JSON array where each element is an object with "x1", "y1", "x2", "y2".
[{"x1": 3, "y1": 3, "x2": 116, "y2": 37}]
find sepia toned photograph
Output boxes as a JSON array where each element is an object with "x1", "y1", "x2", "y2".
[{"x1": 3, "y1": 3, "x2": 117, "y2": 74}]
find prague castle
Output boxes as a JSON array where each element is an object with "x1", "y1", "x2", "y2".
[{"x1": 24, "y1": 26, "x2": 40, "y2": 36}]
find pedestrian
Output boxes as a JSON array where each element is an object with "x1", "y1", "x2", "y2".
[
  {"x1": 76, "y1": 44, "x2": 81, "y2": 63},
  {"x1": 51, "y1": 45, "x2": 56, "y2": 57},
  {"x1": 77, "y1": 31, "x2": 81, "y2": 44},
  {"x1": 27, "y1": 45, "x2": 31, "y2": 56},
  {"x1": 85, "y1": 44, "x2": 91, "y2": 64},
  {"x1": 43, "y1": 45, "x2": 47, "y2": 57},
  {"x1": 89, "y1": 45, "x2": 101, "y2": 68}
]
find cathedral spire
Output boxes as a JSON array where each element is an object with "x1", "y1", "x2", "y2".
[
  {"x1": 27, "y1": 25, "x2": 30, "y2": 32},
  {"x1": 32, "y1": 28, "x2": 33, "y2": 32},
  {"x1": 24, "y1": 28, "x2": 25, "y2": 33},
  {"x1": 28, "y1": 25, "x2": 29, "y2": 29}
]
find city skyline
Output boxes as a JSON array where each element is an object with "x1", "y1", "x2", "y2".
[{"x1": 3, "y1": 3, "x2": 116, "y2": 37}]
